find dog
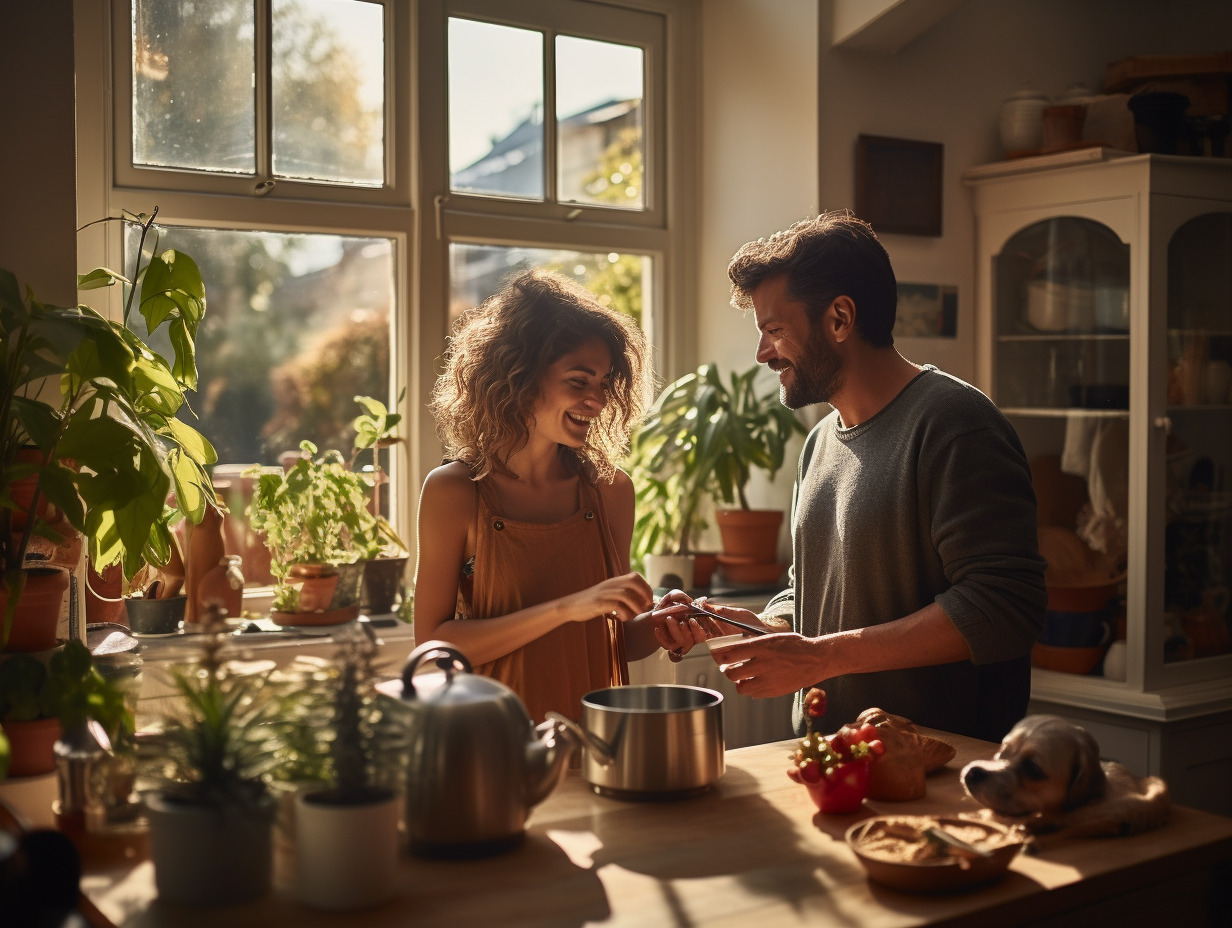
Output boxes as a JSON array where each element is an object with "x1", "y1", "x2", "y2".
[{"x1": 960, "y1": 714, "x2": 1170, "y2": 839}]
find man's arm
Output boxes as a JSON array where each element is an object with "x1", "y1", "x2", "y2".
[{"x1": 712, "y1": 601, "x2": 968, "y2": 698}]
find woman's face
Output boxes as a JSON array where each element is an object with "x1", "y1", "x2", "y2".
[{"x1": 530, "y1": 337, "x2": 613, "y2": 448}]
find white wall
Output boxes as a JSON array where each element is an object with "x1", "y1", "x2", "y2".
[{"x1": 696, "y1": 0, "x2": 1232, "y2": 525}]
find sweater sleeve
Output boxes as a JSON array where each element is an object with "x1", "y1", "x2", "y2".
[{"x1": 928, "y1": 424, "x2": 1047, "y2": 664}]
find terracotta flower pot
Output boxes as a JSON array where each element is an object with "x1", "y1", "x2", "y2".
[
  {"x1": 714, "y1": 509, "x2": 783, "y2": 563},
  {"x1": 2, "y1": 716, "x2": 62, "y2": 777},
  {"x1": 8, "y1": 447, "x2": 51, "y2": 532},
  {"x1": 288, "y1": 564, "x2": 339, "y2": 613},
  {"x1": 1, "y1": 568, "x2": 69, "y2": 653}
]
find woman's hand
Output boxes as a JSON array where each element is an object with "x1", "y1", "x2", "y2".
[{"x1": 566, "y1": 572, "x2": 655, "y2": 624}]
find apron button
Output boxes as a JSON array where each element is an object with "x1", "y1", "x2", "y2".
[
  {"x1": 584, "y1": 509, "x2": 595, "y2": 520},
  {"x1": 493, "y1": 519, "x2": 504, "y2": 531}
]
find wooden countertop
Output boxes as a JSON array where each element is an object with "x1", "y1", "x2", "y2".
[{"x1": 80, "y1": 729, "x2": 1232, "y2": 927}]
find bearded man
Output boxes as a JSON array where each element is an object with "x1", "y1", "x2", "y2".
[{"x1": 651, "y1": 211, "x2": 1047, "y2": 742}]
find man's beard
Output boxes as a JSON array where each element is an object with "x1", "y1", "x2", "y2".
[{"x1": 779, "y1": 323, "x2": 842, "y2": 409}]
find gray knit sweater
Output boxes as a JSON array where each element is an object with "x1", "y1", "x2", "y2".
[{"x1": 763, "y1": 366, "x2": 1046, "y2": 742}]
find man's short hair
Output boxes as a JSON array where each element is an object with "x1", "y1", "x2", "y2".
[{"x1": 727, "y1": 210, "x2": 898, "y2": 347}]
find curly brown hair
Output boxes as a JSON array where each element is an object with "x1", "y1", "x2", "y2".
[
  {"x1": 727, "y1": 210, "x2": 898, "y2": 347},
  {"x1": 430, "y1": 269, "x2": 647, "y2": 483}
]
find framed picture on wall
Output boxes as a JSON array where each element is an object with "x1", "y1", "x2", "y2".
[{"x1": 854, "y1": 135, "x2": 944, "y2": 237}]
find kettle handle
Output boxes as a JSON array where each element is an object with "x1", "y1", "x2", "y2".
[{"x1": 401, "y1": 639, "x2": 472, "y2": 697}]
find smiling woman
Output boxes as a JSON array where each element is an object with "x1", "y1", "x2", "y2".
[{"x1": 412, "y1": 269, "x2": 696, "y2": 724}]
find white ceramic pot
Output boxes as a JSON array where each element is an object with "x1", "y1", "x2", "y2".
[
  {"x1": 294, "y1": 789, "x2": 400, "y2": 910},
  {"x1": 999, "y1": 85, "x2": 1051, "y2": 157},
  {"x1": 145, "y1": 792, "x2": 275, "y2": 905},
  {"x1": 643, "y1": 554, "x2": 696, "y2": 592}
]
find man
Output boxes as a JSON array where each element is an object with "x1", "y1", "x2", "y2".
[{"x1": 657, "y1": 211, "x2": 1046, "y2": 743}]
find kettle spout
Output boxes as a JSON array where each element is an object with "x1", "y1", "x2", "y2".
[{"x1": 524, "y1": 717, "x2": 578, "y2": 808}]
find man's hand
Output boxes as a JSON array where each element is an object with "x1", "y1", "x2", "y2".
[
  {"x1": 636, "y1": 589, "x2": 716, "y2": 657},
  {"x1": 710, "y1": 633, "x2": 827, "y2": 697}
]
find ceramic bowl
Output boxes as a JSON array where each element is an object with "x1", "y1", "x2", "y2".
[
  {"x1": 704, "y1": 633, "x2": 749, "y2": 664},
  {"x1": 846, "y1": 815, "x2": 1025, "y2": 893}
]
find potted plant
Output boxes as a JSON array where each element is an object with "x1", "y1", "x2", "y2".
[
  {"x1": 1, "y1": 208, "x2": 219, "y2": 652},
  {"x1": 136, "y1": 617, "x2": 284, "y2": 905},
  {"x1": 350, "y1": 391, "x2": 410, "y2": 615},
  {"x1": 286, "y1": 625, "x2": 408, "y2": 910},
  {"x1": 629, "y1": 363, "x2": 805, "y2": 587},
  {"x1": 246, "y1": 440, "x2": 381, "y2": 623},
  {"x1": 0, "y1": 638, "x2": 133, "y2": 780}
]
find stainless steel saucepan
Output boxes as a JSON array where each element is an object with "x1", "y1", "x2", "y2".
[{"x1": 548, "y1": 684, "x2": 725, "y2": 800}]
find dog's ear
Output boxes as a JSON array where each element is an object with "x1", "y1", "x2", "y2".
[{"x1": 1064, "y1": 727, "x2": 1107, "y2": 809}]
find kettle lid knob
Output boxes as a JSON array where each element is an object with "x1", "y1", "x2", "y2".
[{"x1": 400, "y1": 640, "x2": 471, "y2": 698}]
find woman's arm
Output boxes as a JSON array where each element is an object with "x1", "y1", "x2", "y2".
[
  {"x1": 602, "y1": 471, "x2": 694, "y2": 660},
  {"x1": 413, "y1": 464, "x2": 654, "y2": 665}
]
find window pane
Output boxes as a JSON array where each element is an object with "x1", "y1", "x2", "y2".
[
  {"x1": 272, "y1": 0, "x2": 385, "y2": 186},
  {"x1": 556, "y1": 36, "x2": 644, "y2": 210},
  {"x1": 124, "y1": 226, "x2": 395, "y2": 467},
  {"x1": 449, "y1": 243, "x2": 647, "y2": 328},
  {"x1": 448, "y1": 19, "x2": 544, "y2": 199},
  {"x1": 133, "y1": 0, "x2": 256, "y2": 174}
]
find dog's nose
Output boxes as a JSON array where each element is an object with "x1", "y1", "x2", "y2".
[{"x1": 961, "y1": 765, "x2": 988, "y2": 787}]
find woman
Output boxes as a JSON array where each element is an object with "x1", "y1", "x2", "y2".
[{"x1": 414, "y1": 269, "x2": 699, "y2": 723}]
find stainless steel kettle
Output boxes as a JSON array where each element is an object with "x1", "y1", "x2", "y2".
[{"x1": 379, "y1": 640, "x2": 576, "y2": 857}]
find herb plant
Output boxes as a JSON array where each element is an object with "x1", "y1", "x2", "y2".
[
  {"x1": 246, "y1": 440, "x2": 381, "y2": 611},
  {"x1": 137, "y1": 620, "x2": 284, "y2": 807}
]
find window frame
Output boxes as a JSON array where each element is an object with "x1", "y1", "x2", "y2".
[
  {"x1": 413, "y1": 0, "x2": 700, "y2": 487},
  {"x1": 76, "y1": 0, "x2": 699, "y2": 583},
  {"x1": 111, "y1": 0, "x2": 412, "y2": 206}
]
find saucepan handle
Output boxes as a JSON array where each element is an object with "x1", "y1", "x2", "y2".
[
  {"x1": 401, "y1": 639, "x2": 471, "y2": 696},
  {"x1": 545, "y1": 711, "x2": 616, "y2": 766}
]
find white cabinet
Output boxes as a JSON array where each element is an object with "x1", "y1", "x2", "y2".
[{"x1": 964, "y1": 149, "x2": 1232, "y2": 815}]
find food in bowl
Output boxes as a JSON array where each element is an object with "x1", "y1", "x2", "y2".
[{"x1": 846, "y1": 815, "x2": 1025, "y2": 892}]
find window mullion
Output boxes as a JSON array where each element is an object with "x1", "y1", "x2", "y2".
[
  {"x1": 255, "y1": 0, "x2": 272, "y2": 183},
  {"x1": 543, "y1": 27, "x2": 558, "y2": 205}
]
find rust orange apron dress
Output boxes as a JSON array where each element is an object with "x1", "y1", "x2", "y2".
[{"x1": 461, "y1": 475, "x2": 628, "y2": 724}]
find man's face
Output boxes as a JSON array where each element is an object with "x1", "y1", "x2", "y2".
[{"x1": 751, "y1": 274, "x2": 842, "y2": 409}]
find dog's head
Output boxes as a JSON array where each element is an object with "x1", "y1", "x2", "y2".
[{"x1": 960, "y1": 715, "x2": 1107, "y2": 816}]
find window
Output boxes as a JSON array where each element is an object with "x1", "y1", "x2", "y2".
[
  {"x1": 427, "y1": 0, "x2": 685, "y2": 373},
  {"x1": 78, "y1": 0, "x2": 696, "y2": 575}
]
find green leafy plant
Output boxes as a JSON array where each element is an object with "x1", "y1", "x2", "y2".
[
  {"x1": 1, "y1": 208, "x2": 218, "y2": 645},
  {"x1": 283, "y1": 626, "x2": 407, "y2": 804},
  {"x1": 246, "y1": 439, "x2": 381, "y2": 611},
  {"x1": 137, "y1": 622, "x2": 284, "y2": 807},
  {"x1": 628, "y1": 363, "x2": 805, "y2": 565},
  {"x1": 0, "y1": 638, "x2": 134, "y2": 748},
  {"x1": 349, "y1": 389, "x2": 409, "y2": 559}
]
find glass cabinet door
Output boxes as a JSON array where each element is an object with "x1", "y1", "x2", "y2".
[
  {"x1": 1162, "y1": 212, "x2": 1232, "y2": 664},
  {"x1": 992, "y1": 216, "x2": 1131, "y2": 678}
]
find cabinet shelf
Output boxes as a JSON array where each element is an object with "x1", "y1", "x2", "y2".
[
  {"x1": 997, "y1": 332, "x2": 1130, "y2": 343},
  {"x1": 1000, "y1": 407, "x2": 1129, "y2": 419}
]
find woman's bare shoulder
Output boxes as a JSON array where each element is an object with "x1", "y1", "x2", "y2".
[
  {"x1": 420, "y1": 461, "x2": 479, "y2": 514},
  {"x1": 600, "y1": 467, "x2": 635, "y2": 508}
]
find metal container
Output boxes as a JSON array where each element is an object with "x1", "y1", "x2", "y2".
[
  {"x1": 378, "y1": 641, "x2": 575, "y2": 858},
  {"x1": 549, "y1": 684, "x2": 725, "y2": 800}
]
